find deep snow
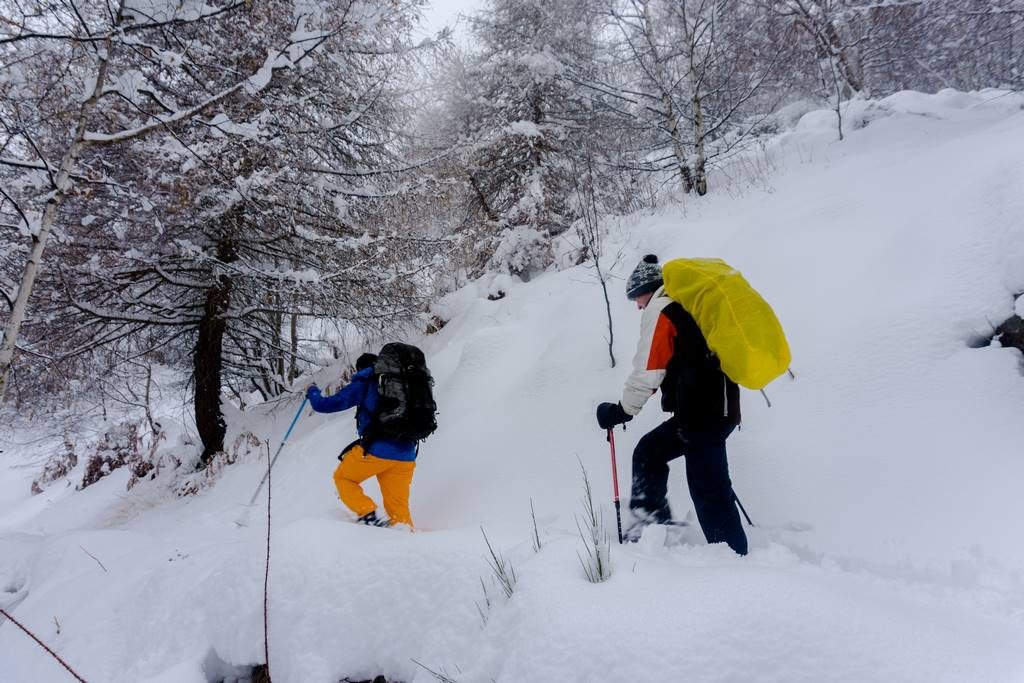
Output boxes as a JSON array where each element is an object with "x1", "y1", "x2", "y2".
[{"x1": 3, "y1": 89, "x2": 1024, "y2": 682}]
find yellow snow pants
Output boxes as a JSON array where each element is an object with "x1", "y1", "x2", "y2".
[{"x1": 333, "y1": 443, "x2": 415, "y2": 527}]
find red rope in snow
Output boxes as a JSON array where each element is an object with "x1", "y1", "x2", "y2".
[
  {"x1": 263, "y1": 442, "x2": 273, "y2": 682},
  {"x1": 0, "y1": 608, "x2": 88, "y2": 682}
]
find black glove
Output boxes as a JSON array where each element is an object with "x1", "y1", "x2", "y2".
[{"x1": 596, "y1": 402, "x2": 633, "y2": 430}]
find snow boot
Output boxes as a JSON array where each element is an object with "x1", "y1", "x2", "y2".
[
  {"x1": 356, "y1": 511, "x2": 390, "y2": 527},
  {"x1": 623, "y1": 508, "x2": 662, "y2": 542},
  {"x1": 624, "y1": 508, "x2": 691, "y2": 542}
]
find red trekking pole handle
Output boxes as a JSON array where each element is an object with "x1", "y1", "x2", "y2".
[{"x1": 608, "y1": 428, "x2": 623, "y2": 544}]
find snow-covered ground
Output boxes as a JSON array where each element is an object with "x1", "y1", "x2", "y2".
[{"x1": 3, "y1": 89, "x2": 1024, "y2": 682}]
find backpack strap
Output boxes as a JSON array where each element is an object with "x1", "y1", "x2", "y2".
[
  {"x1": 659, "y1": 301, "x2": 740, "y2": 431},
  {"x1": 660, "y1": 301, "x2": 709, "y2": 364},
  {"x1": 338, "y1": 438, "x2": 362, "y2": 461},
  {"x1": 356, "y1": 370, "x2": 381, "y2": 452}
]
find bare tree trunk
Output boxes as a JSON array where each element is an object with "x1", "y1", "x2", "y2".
[
  {"x1": 195, "y1": 278, "x2": 230, "y2": 467},
  {"x1": 0, "y1": 28, "x2": 117, "y2": 403},
  {"x1": 271, "y1": 292, "x2": 284, "y2": 381},
  {"x1": 788, "y1": 2, "x2": 866, "y2": 98},
  {"x1": 664, "y1": 95, "x2": 696, "y2": 194},
  {"x1": 195, "y1": 234, "x2": 237, "y2": 467},
  {"x1": 823, "y1": 19, "x2": 865, "y2": 96},
  {"x1": 829, "y1": 56, "x2": 845, "y2": 141},
  {"x1": 143, "y1": 364, "x2": 156, "y2": 435},
  {"x1": 289, "y1": 313, "x2": 299, "y2": 382},
  {"x1": 468, "y1": 174, "x2": 498, "y2": 222}
]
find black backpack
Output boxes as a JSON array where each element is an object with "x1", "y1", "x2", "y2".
[
  {"x1": 659, "y1": 302, "x2": 741, "y2": 434},
  {"x1": 365, "y1": 342, "x2": 438, "y2": 443}
]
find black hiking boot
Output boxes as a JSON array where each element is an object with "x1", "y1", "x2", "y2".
[{"x1": 356, "y1": 511, "x2": 390, "y2": 527}]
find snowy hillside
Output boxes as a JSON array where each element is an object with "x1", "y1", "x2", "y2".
[{"x1": 3, "y1": 90, "x2": 1024, "y2": 682}]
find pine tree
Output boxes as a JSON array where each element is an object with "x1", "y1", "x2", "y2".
[{"x1": 456, "y1": 0, "x2": 600, "y2": 279}]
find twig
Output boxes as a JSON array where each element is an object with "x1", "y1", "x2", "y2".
[
  {"x1": 474, "y1": 576, "x2": 492, "y2": 626},
  {"x1": 263, "y1": 434, "x2": 273, "y2": 682},
  {"x1": 78, "y1": 546, "x2": 107, "y2": 573},
  {"x1": 572, "y1": 154, "x2": 616, "y2": 368},
  {"x1": 411, "y1": 658, "x2": 459, "y2": 683},
  {"x1": 480, "y1": 527, "x2": 516, "y2": 599},
  {"x1": 576, "y1": 460, "x2": 612, "y2": 583},
  {"x1": 0, "y1": 608, "x2": 88, "y2": 682},
  {"x1": 529, "y1": 498, "x2": 542, "y2": 553}
]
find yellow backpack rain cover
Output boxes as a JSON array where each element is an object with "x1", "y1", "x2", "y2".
[{"x1": 662, "y1": 258, "x2": 791, "y2": 390}]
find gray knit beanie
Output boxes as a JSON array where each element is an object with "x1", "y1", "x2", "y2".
[{"x1": 626, "y1": 254, "x2": 663, "y2": 300}]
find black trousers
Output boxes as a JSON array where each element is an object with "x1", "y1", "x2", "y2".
[{"x1": 629, "y1": 419, "x2": 748, "y2": 555}]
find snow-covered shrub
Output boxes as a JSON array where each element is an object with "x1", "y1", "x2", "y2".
[
  {"x1": 78, "y1": 421, "x2": 166, "y2": 491},
  {"x1": 29, "y1": 418, "x2": 172, "y2": 494},
  {"x1": 126, "y1": 428, "x2": 170, "y2": 491},
  {"x1": 487, "y1": 226, "x2": 552, "y2": 281},
  {"x1": 78, "y1": 424, "x2": 135, "y2": 490},
  {"x1": 30, "y1": 435, "x2": 78, "y2": 495},
  {"x1": 176, "y1": 432, "x2": 266, "y2": 497},
  {"x1": 576, "y1": 463, "x2": 612, "y2": 584},
  {"x1": 425, "y1": 314, "x2": 448, "y2": 335}
]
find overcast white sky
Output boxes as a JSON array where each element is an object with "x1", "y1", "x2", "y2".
[{"x1": 418, "y1": 0, "x2": 481, "y2": 39}]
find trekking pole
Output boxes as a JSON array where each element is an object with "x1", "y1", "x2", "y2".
[
  {"x1": 734, "y1": 491, "x2": 754, "y2": 527},
  {"x1": 607, "y1": 429, "x2": 624, "y2": 544},
  {"x1": 235, "y1": 397, "x2": 308, "y2": 527}
]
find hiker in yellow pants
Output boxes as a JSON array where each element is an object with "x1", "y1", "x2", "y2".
[
  {"x1": 307, "y1": 351, "x2": 424, "y2": 529},
  {"x1": 333, "y1": 442, "x2": 415, "y2": 527}
]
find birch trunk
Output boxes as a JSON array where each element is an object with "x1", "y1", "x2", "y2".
[
  {"x1": 0, "y1": 29, "x2": 117, "y2": 403},
  {"x1": 640, "y1": 0, "x2": 695, "y2": 194},
  {"x1": 688, "y1": 53, "x2": 708, "y2": 196}
]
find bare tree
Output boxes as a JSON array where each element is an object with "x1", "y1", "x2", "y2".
[
  {"x1": 572, "y1": 154, "x2": 617, "y2": 368},
  {"x1": 608, "y1": 0, "x2": 700, "y2": 193},
  {"x1": 604, "y1": 0, "x2": 784, "y2": 196},
  {"x1": 768, "y1": 0, "x2": 868, "y2": 96}
]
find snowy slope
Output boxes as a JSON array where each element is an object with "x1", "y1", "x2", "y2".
[{"x1": 3, "y1": 90, "x2": 1024, "y2": 682}]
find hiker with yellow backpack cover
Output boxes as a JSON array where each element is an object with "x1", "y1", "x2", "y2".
[{"x1": 595, "y1": 255, "x2": 791, "y2": 555}]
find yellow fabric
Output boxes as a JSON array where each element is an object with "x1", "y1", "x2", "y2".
[
  {"x1": 332, "y1": 444, "x2": 416, "y2": 527},
  {"x1": 662, "y1": 258, "x2": 791, "y2": 390}
]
